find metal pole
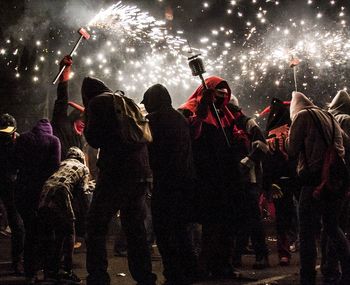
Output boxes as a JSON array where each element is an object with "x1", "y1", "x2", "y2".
[{"x1": 52, "y1": 35, "x2": 84, "y2": 84}]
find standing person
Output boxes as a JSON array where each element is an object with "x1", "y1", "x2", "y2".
[
  {"x1": 322, "y1": 90, "x2": 350, "y2": 282},
  {"x1": 142, "y1": 84, "x2": 198, "y2": 285},
  {"x1": 0, "y1": 114, "x2": 24, "y2": 275},
  {"x1": 15, "y1": 118, "x2": 61, "y2": 284},
  {"x1": 179, "y1": 76, "x2": 244, "y2": 278},
  {"x1": 227, "y1": 98, "x2": 270, "y2": 269},
  {"x1": 51, "y1": 55, "x2": 85, "y2": 159},
  {"x1": 287, "y1": 91, "x2": 350, "y2": 285},
  {"x1": 262, "y1": 98, "x2": 300, "y2": 266},
  {"x1": 38, "y1": 146, "x2": 89, "y2": 284},
  {"x1": 82, "y1": 77, "x2": 156, "y2": 285}
]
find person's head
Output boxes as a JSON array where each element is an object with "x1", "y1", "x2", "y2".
[
  {"x1": 0, "y1": 113, "x2": 17, "y2": 145},
  {"x1": 81, "y1": 76, "x2": 112, "y2": 108},
  {"x1": 204, "y1": 76, "x2": 231, "y2": 109},
  {"x1": 141, "y1": 84, "x2": 172, "y2": 113},
  {"x1": 66, "y1": 146, "x2": 86, "y2": 164}
]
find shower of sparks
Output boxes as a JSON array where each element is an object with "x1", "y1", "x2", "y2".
[{"x1": 1, "y1": 0, "x2": 350, "y2": 113}]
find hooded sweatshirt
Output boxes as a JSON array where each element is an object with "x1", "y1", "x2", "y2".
[
  {"x1": 52, "y1": 81, "x2": 86, "y2": 159},
  {"x1": 288, "y1": 92, "x2": 344, "y2": 176},
  {"x1": 179, "y1": 76, "x2": 234, "y2": 129},
  {"x1": 39, "y1": 146, "x2": 90, "y2": 221},
  {"x1": 329, "y1": 90, "x2": 350, "y2": 136},
  {"x1": 83, "y1": 77, "x2": 151, "y2": 180},
  {"x1": 16, "y1": 119, "x2": 61, "y2": 206},
  {"x1": 143, "y1": 84, "x2": 195, "y2": 189}
]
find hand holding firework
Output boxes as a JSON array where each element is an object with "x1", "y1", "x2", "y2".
[
  {"x1": 59, "y1": 55, "x2": 72, "y2": 82},
  {"x1": 52, "y1": 28, "x2": 90, "y2": 84}
]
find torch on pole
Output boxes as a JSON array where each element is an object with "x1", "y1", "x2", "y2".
[
  {"x1": 188, "y1": 53, "x2": 230, "y2": 147},
  {"x1": 290, "y1": 56, "x2": 300, "y2": 92},
  {"x1": 52, "y1": 28, "x2": 91, "y2": 84}
]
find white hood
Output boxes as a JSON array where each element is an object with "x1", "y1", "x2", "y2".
[
  {"x1": 290, "y1": 91, "x2": 315, "y2": 120},
  {"x1": 328, "y1": 90, "x2": 350, "y2": 117}
]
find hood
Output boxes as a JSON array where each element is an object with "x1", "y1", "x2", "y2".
[
  {"x1": 142, "y1": 84, "x2": 172, "y2": 113},
  {"x1": 179, "y1": 76, "x2": 233, "y2": 128},
  {"x1": 328, "y1": 90, "x2": 350, "y2": 117},
  {"x1": 66, "y1": 146, "x2": 85, "y2": 164},
  {"x1": 265, "y1": 98, "x2": 291, "y2": 132},
  {"x1": 81, "y1": 76, "x2": 112, "y2": 107},
  {"x1": 32, "y1": 119, "x2": 53, "y2": 135},
  {"x1": 290, "y1": 91, "x2": 315, "y2": 120}
]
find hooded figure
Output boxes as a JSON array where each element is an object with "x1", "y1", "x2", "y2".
[
  {"x1": 38, "y1": 146, "x2": 89, "y2": 282},
  {"x1": 142, "y1": 84, "x2": 197, "y2": 284},
  {"x1": 287, "y1": 92, "x2": 350, "y2": 285},
  {"x1": 288, "y1": 92, "x2": 344, "y2": 176},
  {"x1": 261, "y1": 98, "x2": 299, "y2": 266},
  {"x1": 179, "y1": 76, "x2": 244, "y2": 278},
  {"x1": 15, "y1": 119, "x2": 61, "y2": 281},
  {"x1": 51, "y1": 62, "x2": 96, "y2": 159},
  {"x1": 82, "y1": 78, "x2": 156, "y2": 285},
  {"x1": 329, "y1": 90, "x2": 350, "y2": 136}
]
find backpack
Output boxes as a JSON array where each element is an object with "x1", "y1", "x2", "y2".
[
  {"x1": 112, "y1": 91, "x2": 153, "y2": 145},
  {"x1": 306, "y1": 109, "x2": 349, "y2": 200}
]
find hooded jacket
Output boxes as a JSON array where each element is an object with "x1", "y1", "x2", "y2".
[
  {"x1": 143, "y1": 84, "x2": 195, "y2": 189},
  {"x1": 52, "y1": 81, "x2": 86, "y2": 159},
  {"x1": 179, "y1": 77, "x2": 243, "y2": 223},
  {"x1": 83, "y1": 77, "x2": 151, "y2": 180},
  {"x1": 39, "y1": 146, "x2": 90, "y2": 221},
  {"x1": 16, "y1": 119, "x2": 61, "y2": 205},
  {"x1": 288, "y1": 92, "x2": 344, "y2": 176},
  {"x1": 329, "y1": 90, "x2": 350, "y2": 136},
  {"x1": 179, "y1": 76, "x2": 234, "y2": 129}
]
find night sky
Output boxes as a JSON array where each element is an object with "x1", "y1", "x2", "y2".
[{"x1": 0, "y1": 0, "x2": 349, "y2": 131}]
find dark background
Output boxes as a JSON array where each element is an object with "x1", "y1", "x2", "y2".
[{"x1": 1, "y1": 0, "x2": 349, "y2": 131}]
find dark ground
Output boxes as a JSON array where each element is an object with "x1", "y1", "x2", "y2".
[{"x1": 0, "y1": 221, "x2": 325, "y2": 285}]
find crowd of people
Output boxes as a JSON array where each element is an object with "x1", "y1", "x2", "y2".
[{"x1": 1, "y1": 54, "x2": 350, "y2": 285}]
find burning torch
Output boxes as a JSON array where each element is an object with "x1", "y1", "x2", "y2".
[
  {"x1": 289, "y1": 55, "x2": 300, "y2": 92},
  {"x1": 52, "y1": 28, "x2": 91, "y2": 84},
  {"x1": 188, "y1": 53, "x2": 230, "y2": 147}
]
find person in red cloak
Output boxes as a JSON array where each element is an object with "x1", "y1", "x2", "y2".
[{"x1": 179, "y1": 76, "x2": 245, "y2": 279}]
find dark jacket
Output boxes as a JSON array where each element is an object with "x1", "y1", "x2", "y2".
[
  {"x1": 83, "y1": 77, "x2": 152, "y2": 181},
  {"x1": 16, "y1": 119, "x2": 61, "y2": 206},
  {"x1": 179, "y1": 77, "x2": 243, "y2": 223},
  {"x1": 51, "y1": 81, "x2": 85, "y2": 159},
  {"x1": 143, "y1": 84, "x2": 195, "y2": 190}
]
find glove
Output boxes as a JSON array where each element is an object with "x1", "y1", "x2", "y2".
[
  {"x1": 196, "y1": 88, "x2": 216, "y2": 119},
  {"x1": 59, "y1": 55, "x2": 73, "y2": 82},
  {"x1": 201, "y1": 88, "x2": 216, "y2": 105}
]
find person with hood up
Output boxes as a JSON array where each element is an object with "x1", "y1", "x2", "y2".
[
  {"x1": 38, "y1": 146, "x2": 90, "y2": 284},
  {"x1": 262, "y1": 98, "x2": 300, "y2": 266},
  {"x1": 0, "y1": 113, "x2": 24, "y2": 275},
  {"x1": 142, "y1": 84, "x2": 198, "y2": 285},
  {"x1": 287, "y1": 91, "x2": 350, "y2": 285},
  {"x1": 226, "y1": 97, "x2": 270, "y2": 269},
  {"x1": 82, "y1": 77, "x2": 156, "y2": 285},
  {"x1": 322, "y1": 90, "x2": 350, "y2": 282},
  {"x1": 52, "y1": 55, "x2": 86, "y2": 159},
  {"x1": 15, "y1": 119, "x2": 61, "y2": 284},
  {"x1": 179, "y1": 76, "x2": 244, "y2": 278}
]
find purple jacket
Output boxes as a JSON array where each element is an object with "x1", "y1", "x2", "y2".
[{"x1": 16, "y1": 119, "x2": 61, "y2": 206}]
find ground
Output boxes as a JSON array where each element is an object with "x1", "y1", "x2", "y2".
[{"x1": 0, "y1": 226, "x2": 327, "y2": 285}]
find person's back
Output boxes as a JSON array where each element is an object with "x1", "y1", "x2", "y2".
[
  {"x1": 142, "y1": 84, "x2": 197, "y2": 284},
  {"x1": 81, "y1": 76, "x2": 156, "y2": 285},
  {"x1": 84, "y1": 92, "x2": 151, "y2": 180},
  {"x1": 15, "y1": 118, "x2": 60, "y2": 283}
]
